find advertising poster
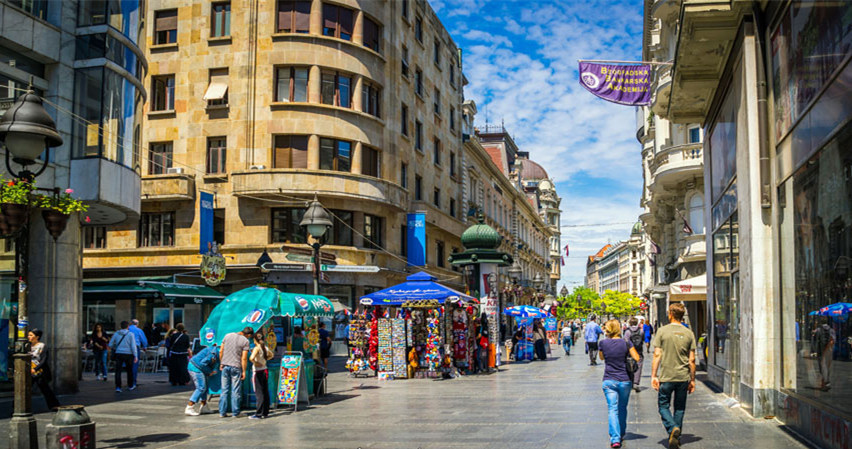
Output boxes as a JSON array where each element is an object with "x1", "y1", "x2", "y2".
[
  {"x1": 518, "y1": 317, "x2": 534, "y2": 361},
  {"x1": 277, "y1": 354, "x2": 303, "y2": 405},
  {"x1": 406, "y1": 213, "x2": 426, "y2": 266},
  {"x1": 199, "y1": 191, "x2": 214, "y2": 254}
]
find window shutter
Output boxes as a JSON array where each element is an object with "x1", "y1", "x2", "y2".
[
  {"x1": 294, "y1": 2, "x2": 311, "y2": 32},
  {"x1": 364, "y1": 18, "x2": 378, "y2": 50},
  {"x1": 274, "y1": 136, "x2": 291, "y2": 168},
  {"x1": 278, "y1": 1, "x2": 293, "y2": 32},
  {"x1": 156, "y1": 10, "x2": 177, "y2": 31},
  {"x1": 339, "y1": 7, "x2": 353, "y2": 37},
  {"x1": 323, "y1": 4, "x2": 337, "y2": 33},
  {"x1": 291, "y1": 136, "x2": 309, "y2": 168}
]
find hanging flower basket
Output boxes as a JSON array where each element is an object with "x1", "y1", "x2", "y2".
[
  {"x1": 42, "y1": 209, "x2": 69, "y2": 240},
  {"x1": 1, "y1": 203, "x2": 28, "y2": 234},
  {"x1": 34, "y1": 189, "x2": 87, "y2": 239}
]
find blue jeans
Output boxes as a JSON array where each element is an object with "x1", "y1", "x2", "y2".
[
  {"x1": 189, "y1": 370, "x2": 208, "y2": 404},
  {"x1": 94, "y1": 350, "x2": 108, "y2": 378},
  {"x1": 219, "y1": 366, "x2": 242, "y2": 416},
  {"x1": 602, "y1": 380, "x2": 633, "y2": 444},
  {"x1": 658, "y1": 381, "x2": 689, "y2": 434},
  {"x1": 562, "y1": 337, "x2": 572, "y2": 354}
]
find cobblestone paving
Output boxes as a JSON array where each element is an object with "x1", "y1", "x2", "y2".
[{"x1": 1, "y1": 347, "x2": 810, "y2": 448}]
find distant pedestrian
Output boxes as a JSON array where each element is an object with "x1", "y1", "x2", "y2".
[
  {"x1": 561, "y1": 323, "x2": 573, "y2": 355},
  {"x1": 219, "y1": 327, "x2": 252, "y2": 417},
  {"x1": 185, "y1": 344, "x2": 219, "y2": 416},
  {"x1": 585, "y1": 315, "x2": 604, "y2": 366},
  {"x1": 128, "y1": 319, "x2": 148, "y2": 383},
  {"x1": 318, "y1": 322, "x2": 332, "y2": 372},
  {"x1": 511, "y1": 327, "x2": 523, "y2": 361},
  {"x1": 475, "y1": 314, "x2": 489, "y2": 372},
  {"x1": 651, "y1": 303, "x2": 696, "y2": 449},
  {"x1": 813, "y1": 320, "x2": 835, "y2": 391},
  {"x1": 599, "y1": 320, "x2": 641, "y2": 448},
  {"x1": 109, "y1": 320, "x2": 138, "y2": 392},
  {"x1": 533, "y1": 320, "x2": 547, "y2": 360},
  {"x1": 624, "y1": 318, "x2": 645, "y2": 392},
  {"x1": 29, "y1": 329, "x2": 60, "y2": 410},
  {"x1": 167, "y1": 323, "x2": 192, "y2": 386},
  {"x1": 249, "y1": 332, "x2": 274, "y2": 419},
  {"x1": 88, "y1": 323, "x2": 110, "y2": 381},
  {"x1": 643, "y1": 319, "x2": 654, "y2": 354}
]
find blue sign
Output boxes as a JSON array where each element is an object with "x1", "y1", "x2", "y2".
[
  {"x1": 517, "y1": 318, "x2": 534, "y2": 362},
  {"x1": 199, "y1": 191, "x2": 214, "y2": 254},
  {"x1": 545, "y1": 317, "x2": 557, "y2": 332},
  {"x1": 406, "y1": 212, "x2": 426, "y2": 266}
]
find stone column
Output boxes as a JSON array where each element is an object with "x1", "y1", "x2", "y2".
[
  {"x1": 352, "y1": 75, "x2": 364, "y2": 112},
  {"x1": 353, "y1": 10, "x2": 363, "y2": 45},
  {"x1": 351, "y1": 141, "x2": 363, "y2": 174},
  {"x1": 308, "y1": 65, "x2": 321, "y2": 104},
  {"x1": 308, "y1": 134, "x2": 320, "y2": 169},
  {"x1": 309, "y1": 0, "x2": 323, "y2": 35}
]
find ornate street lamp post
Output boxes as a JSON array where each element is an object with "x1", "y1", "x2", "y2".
[
  {"x1": 0, "y1": 91, "x2": 63, "y2": 449},
  {"x1": 299, "y1": 195, "x2": 332, "y2": 295}
]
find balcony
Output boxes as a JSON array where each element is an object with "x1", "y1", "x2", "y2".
[
  {"x1": 649, "y1": 143, "x2": 703, "y2": 191},
  {"x1": 70, "y1": 158, "x2": 141, "y2": 225},
  {"x1": 651, "y1": 0, "x2": 680, "y2": 22},
  {"x1": 141, "y1": 173, "x2": 196, "y2": 201},
  {"x1": 231, "y1": 169, "x2": 408, "y2": 210},
  {"x1": 677, "y1": 234, "x2": 707, "y2": 265},
  {"x1": 650, "y1": 64, "x2": 672, "y2": 117}
]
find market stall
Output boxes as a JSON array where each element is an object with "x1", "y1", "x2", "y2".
[{"x1": 504, "y1": 306, "x2": 548, "y2": 362}]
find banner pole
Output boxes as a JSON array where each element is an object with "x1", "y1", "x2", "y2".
[{"x1": 578, "y1": 59, "x2": 673, "y2": 66}]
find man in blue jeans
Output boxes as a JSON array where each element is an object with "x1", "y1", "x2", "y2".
[
  {"x1": 218, "y1": 327, "x2": 252, "y2": 417},
  {"x1": 651, "y1": 303, "x2": 696, "y2": 449}
]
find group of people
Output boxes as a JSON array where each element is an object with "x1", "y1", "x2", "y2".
[{"x1": 593, "y1": 303, "x2": 696, "y2": 449}]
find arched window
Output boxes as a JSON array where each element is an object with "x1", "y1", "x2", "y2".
[{"x1": 688, "y1": 194, "x2": 704, "y2": 235}]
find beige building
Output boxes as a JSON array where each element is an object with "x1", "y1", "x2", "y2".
[{"x1": 585, "y1": 234, "x2": 643, "y2": 298}]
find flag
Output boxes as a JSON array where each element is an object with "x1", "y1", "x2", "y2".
[
  {"x1": 561, "y1": 256, "x2": 565, "y2": 266},
  {"x1": 648, "y1": 254, "x2": 656, "y2": 267},
  {"x1": 564, "y1": 243, "x2": 570, "y2": 257},
  {"x1": 579, "y1": 62, "x2": 652, "y2": 106},
  {"x1": 650, "y1": 240, "x2": 661, "y2": 254},
  {"x1": 676, "y1": 209, "x2": 694, "y2": 235}
]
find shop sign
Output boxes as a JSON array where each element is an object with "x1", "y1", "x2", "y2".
[
  {"x1": 484, "y1": 297, "x2": 498, "y2": 317},
  {"x1": 261, "y1": 263, "x2": 311, "y2": 271},
  {"x1": 281, "y1": 245, "x2": 312, "y2": 256},
  {"x1": 285, "y1": 253, "x2": 312, "y2": 263},
  {"x1": 320, "y1": 264, "x2": 380, "y2": 273},
  {"x1": 201, "y1": 254, "x2": 226, "y2": 286}
]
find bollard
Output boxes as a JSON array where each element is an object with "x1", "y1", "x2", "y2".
[{"x1": 45, "y1": 405, "x2": 95, "y2": 449}]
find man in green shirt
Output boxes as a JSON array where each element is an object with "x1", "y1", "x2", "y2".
[{"x1": 650, "y1": 303, "x2": 696, "y2": 449}]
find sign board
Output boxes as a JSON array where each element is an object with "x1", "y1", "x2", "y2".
[
  {"x1": 517, "y1": 317, "x2": 534, "y2": 361},
  {"x1": 319, "y1": 252, "x2": 336, "y2": 262},
  {"x1": 483, "y1": 297, "x2": 498, "y2": 317},
  {"x1": 199, "y1": 192, "x2": 214, "y2": 254},
  {"x1": 285, "y1": 253, "x2": 312, "y2": 263},
  {"x1": 201, "y1": 252, "x2": 226, "y2": 286},
  {"x1": 281, "y1": 245, "x2": 312, "y2": 256},
  {"x1": 406, "y1": 212, "x2": 426, "y2": 266},
  {"x1": 262, "y1": 263, "x2": 311, "y2": 272},
  {"x1": 545, "y1": 317, "x2": 557, "y2": 332},
  {"x1": 321, "y1": 265, "x2": 380, "y2": 273},
  {"x1": 277, "y1": 352, "x2": 309, "y2": 410}
]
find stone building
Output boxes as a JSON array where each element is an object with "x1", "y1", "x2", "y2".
[
  {"x1": 585, "y1": 237, "x2": 643, "y2": 298},
  {"x1": 0, "y1": 0, "x2": 146, "y2": 392}
]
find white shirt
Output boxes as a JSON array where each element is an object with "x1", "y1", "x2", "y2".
[{"x1": 561, "y1": 327, "x2": 572, "y2": 337}]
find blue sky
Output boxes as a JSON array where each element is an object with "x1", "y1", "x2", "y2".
[{"x1": 432, "y1": 0, "x2": 646, "y2": 290}]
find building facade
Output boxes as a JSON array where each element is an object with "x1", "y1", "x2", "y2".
[{"x1": 584, "y1": 240, "x2": 644, "y2": 299}]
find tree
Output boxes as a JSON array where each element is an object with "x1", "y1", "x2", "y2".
[
  {"x1": 599, "y1": 290, "x2": 643, "y2": 319},
  {"x1": 556, "y1": 286, "x2": 600, "y2": 321}
]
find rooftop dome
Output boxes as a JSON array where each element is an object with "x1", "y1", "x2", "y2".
[
  {"x1": 461, "y1": 215, "x2": 502, "y2": 250},
  {"x1": 520, "y1": 159, "x2": 548, "y2": 180},
  {"x1": 632, "y1": 221, "x2": 643, "y2": 235}
]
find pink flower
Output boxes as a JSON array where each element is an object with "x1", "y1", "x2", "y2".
[
  {"x1": 64, "y1": 188, "x2": 74, "y2": 194},
  {"x1": 84, "y1": 216, "x2": 91, "y2": 223}
]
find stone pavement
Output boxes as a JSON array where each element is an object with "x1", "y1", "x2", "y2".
[{"x1": 0, "y1": 347, "x2": 811, "y2": 448}]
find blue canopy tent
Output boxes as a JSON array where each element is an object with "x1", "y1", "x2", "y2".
[
  {"x1": 359, "y1": 271, "x2": 475, "y2": 308},
  {"x1": 503, "y1": 305, "x2": 548, "y2": 319},
  {"x1": 809, "y1": 302, "x2": 852, "y2": 317}
]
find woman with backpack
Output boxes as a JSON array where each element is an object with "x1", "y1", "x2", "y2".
[
  {"x1": 599, "y1": 319, "x2": 641, "y2": 449},
  {"x1": 623, "y1": 317, "x2": 645, "y2": 392}
]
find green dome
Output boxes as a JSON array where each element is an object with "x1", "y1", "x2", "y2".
[
  {"x1": 461, "y1": 215, "x2": 502, "y2": 250},
  {"x1": 631, "y1": 221, "x2": 643, "y2": 235}
]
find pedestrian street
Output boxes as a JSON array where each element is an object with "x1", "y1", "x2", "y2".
[{"x1": 0, "y1": 348, "x2": 807, "y2": 449}]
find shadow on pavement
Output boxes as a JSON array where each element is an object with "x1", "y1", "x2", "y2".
[
  {"x1": 655, "y1": 434, "x2": 702, "y2": 447},
  {"x1": 100, "y1": 433, "x2": 190, "y2": 448},
  {"x1": 623, "y1": 432, "x2": 648, "y2": 441},
  {"x1": 310, "y1": 392, "x2": 360, "y2": 405}
]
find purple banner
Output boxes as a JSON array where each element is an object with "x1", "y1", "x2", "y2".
[{"x1": 579, "y1": 62, "x2": 651, "y2": 106}]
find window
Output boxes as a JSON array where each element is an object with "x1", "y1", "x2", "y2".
[
  {"x1": 401, "y1": 0, "x2": 409, "y2": 19},
  {"x1": 319, "y1": 138, "x2": 352, "y2": 172},
  {"x1": 363, "y1": 16, "x2": 380, "y2": 52},
  {"x1": 361, "y1": 82, "x2": 381, "y2": 118},
  {"x1": 139, "y1": 212, "x2": 175, "y2": 247},
  {"x1": 276, "y1": 67, "x2": 309, "y2": 102},
  {"x1": 211, "y1": 2, "x2": 231, "y2": 37},
  {"x1": 277, "y1": 0, "x2": 311, "y2": 33},
  {"x1": 206, "y1": 137, "x2": 227, "y2": 174},
  {"x1": 154, "y1": 10, "x2": 178, "y2": 45},
  {"x1": 434, "y1": 39, "x2": 441, "y2": 66},
  {"x1": 148, "y1": 142, "x2": 172, "y2": 175},
  {"x1": 362, "y1": 147, "x2": 380, "y2": 178},
  {"x1": 363, "y1": 214, "x2": 383, "y2": 249},
  {"x1": 329, "y1": 210, "x2": 352, "y2": 246},
  {"x1": 433, "y1": 138, "x2": 441, "y2": 165},
  {"x1": 400, "y1": 162, "x2": 408, "y2": 188},
  {"x1": 688, "y1": 126, "x2": 701, "y2": 143},
  {"x1": 436, "y1": 240, "x2": 444, "y2": 267},
  {"x1": 450, "y1": 63, "x2": 455, "y2": 87},
  {"x1": 83, "y1": 226, "x2": 107, "y2": 249},
  {"x1": 203, "y1": 68, "x2": 229, "y2": 106},
  {"x1": 152, "y1": 75, "x2": 175, "y2": 111},
  {"x1": 449, "y1": 152, "x2": 456, "y2": 177},
  {"x1": 321, "y1": 72, "x2": 352, "y2": 108},
  {"x1": 449, "y1": 198, "x2": 456, "y2": 218},
  {"x1": 434, "y1": 87, "x2": 441, "y2": 116},
  {"x1": 401, "y1": 46, "x2": 409, "y2": 78},
  {"x1": 433, "y1": 188, "x2": 440, "y2": 208},
  {"x1": 401, "y1": 103, "x2": 409, "y2": 136},
  {"x1": 415, "y1": 68, "x2": 423, "y2": 96},
  {"x1": 271, "y1": 208, "x2": 307, "y2": 243},
  {"x1": 213, "y1": 209, "x2": 225, "y2": 244},
  {"x1": 415, "y1": 174, "x2": 422, "y2": 200},
  {"x1": 450, "y1": 107, "x2": 455, "y2": 131},
  {"x1": 273, "y1": 135, "x2": 309, "y2": 168},
  {"x1": 415, "y1": 17, "x2": 423, "y2": 42},
  {"x1": 322, "y1": 4, "x2": 353, "y2": 40},
  {"x1": 10, "y1": 0, "x2": 47, "y2": 19},
  {"x1": 688, "y1": 194, "x2": 704, "y2": 235},
  {"x1": 400, "y1": 224, "x2": 407, "y2": 256},
  {"x1": 415, "y1": 121, "x2": 423, "y2": 151}
]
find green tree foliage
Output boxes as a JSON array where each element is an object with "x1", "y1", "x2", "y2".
[
  {"x1": 600, "y1": 290, "x2": 643, "y2": 319},
  {"x1": 556, "y1": 287, "x2": 642, "y2": 321}
]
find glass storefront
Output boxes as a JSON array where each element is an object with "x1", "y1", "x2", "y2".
[{"x1": 712, "y1": 213, "x2": 739, "y2": 369}]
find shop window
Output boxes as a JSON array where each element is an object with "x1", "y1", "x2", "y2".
[
  {"x1": 322, "y1": 3, "x2": 353, "y2": 40},
  {"x1": 361, "y1": 82, "x2": 381, "y2": 118},
  {"x1": 271, "y1": 208, "x2": 307, "y2": 243},
  {"x1": 83, "y1": 226, "x2": 107, "y2": 249},
  {"x1": 362, "y1": 146, "x2": 380, "y2": 178},
  {"x1": 273, "y1": 135, "x2": 308, "y2": 169},
  {"x1": 206, "y1": 137, "x2": 227, "y2": 174},
  {"x1": 139, "y1": 212, "x2": 175, "y2": 247},
  {"x1": 321, "y1": 72, "x2": 352, "y2": 108},
  {"x1": 85, "y1": 304, "x2": 116, "y2": 332},
  {"x1": 329, "y1": 210, "x2": 352, "y2": 246},
  {"x1": 276, "y1": 67, "x2": 309, "y2": 103},
  {"x1": 203, "y1": 68, "x2": 229, "y2": 106},
  {"x1": 363, "y1": 214, "x2": 383, "y2": 249},
  {"x1": 277, "y1": 0, "x2": 311, "y2": 33},
  {"x1": 152, "y1": 75, "x2": 175, "y2": 111},
  {"x1": 154, "y1": 9, "x2": 178, "y2": 45},
  {"x1": 148, "y1": 142, "x2": 173, "y2": 175},
  {"x1": 712, "y1": 212, "x2": 738, "y2": 370},
  {"x1": 213, "y1": 209, "x2": 225, "y2": 244},
  {"x1": 211, "y1": 2, "x2": 230, "y2": 37},
  {"x1": 363, "y1": 16, "x2": 381, "y2": 52},
  {"x1": 319, "y1": 138, "x2": 351, "y2": 172},
  {"x1": 400, "y1": 162, "x2": 407, "y2": 188},
  {"x1": 436, "y1": 240, "x2": 444, "y2": 267}
]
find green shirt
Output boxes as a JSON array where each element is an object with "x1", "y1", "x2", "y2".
[{"x1": 652, "y1": 323, "x2": 696, "y2": 383}]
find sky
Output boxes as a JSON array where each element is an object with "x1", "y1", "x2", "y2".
[{"x1": 431, "y1": 0, "x2": 646, "y2": 291}]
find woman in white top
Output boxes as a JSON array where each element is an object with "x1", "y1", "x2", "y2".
[
  {"x1": 29, "y1": 329, "x2": 60, "y2": 410},
  {"x1": 249, "y1": 332, "x2": 274, "y2": 419}
]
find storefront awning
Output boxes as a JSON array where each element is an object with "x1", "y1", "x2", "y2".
[
  {"x1": 139, "y1": 281, "x2": 226, "y2": 305},
  {"x1": 83, "y1": 279, "x2": 225, "y2": 305},
  {"x1": 669, "y1": 275, "x2": 707, "y2": 302}
]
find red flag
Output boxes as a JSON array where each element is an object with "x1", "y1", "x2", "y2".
[
  {"x1": 561, "y1": 256, "x2": 565, "y2": 266},
  {"x1": 564, "y1": 243, "x2": 570, "y2": 257}
]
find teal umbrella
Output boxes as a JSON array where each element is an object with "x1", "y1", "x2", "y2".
[
  {"x1": 278, "y1": 292, "x2": 335, "y2": 317},
  {"x1": 200, "y1": 286, "x2": 282, "y2": 346}
]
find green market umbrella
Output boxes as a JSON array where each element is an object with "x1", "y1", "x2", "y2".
[
  {"x1": 278, "y1": 292, "x2": 335, "y2": 317},
  {"x1": 200, "y1": 286, "x2": 282, "y2": 346}
]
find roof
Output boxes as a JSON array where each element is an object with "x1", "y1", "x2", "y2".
[
  {"x1": 520, "y1": 158, "x2": 548, "y2": 180},
  {"x1": 587, "y1": 244, "x2": 613, "y2": 263}
]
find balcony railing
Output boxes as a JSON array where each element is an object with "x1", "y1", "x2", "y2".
[{"x1": 649, "y1": 142, "x2": 702, "y2": 175}]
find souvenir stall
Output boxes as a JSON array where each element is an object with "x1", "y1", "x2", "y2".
[
  {"x1": 504, "y1": 306, "x2": 548, "y2": 362},
  {"x1": 357, "y1": 272, "x2": 476, "y2": 379},
  {"x1": 198, "y1": 286, "x2": 334, "y2": 409}
]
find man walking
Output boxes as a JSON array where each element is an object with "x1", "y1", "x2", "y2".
[
  {"x1": 561, "y1": 322, "x2": 573, "y2": 355},
  {"x1": 624, "y1": 317, "x2": 645, "y2": 392},
  {"x1": 109, "y1": 321, "x2": 138, "y2": 392},
  {"x1": 219, "y1": 327, "x2": 252, "y2": 417},
  {"x1": 584, "y1": 315, "x2": 603, "y2": 366},
  {"x1": 128, "y1": 319, "x2": 148, "y2": 386},
  {"x1": 643, "y1": 318, "x2": 653, "y2": 354},
  {"x1": 650, "y1": 303, "x2": 696, "y2": 449}
]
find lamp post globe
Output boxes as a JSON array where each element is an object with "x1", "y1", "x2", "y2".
[
  {"x1": 508, "y1": 262, "x2": 522, "y2": 282},
  {"x1": 300, "y1": 194, "x2": 333, "y2": 239},
  {"x1": 532, "y1": 272, "x2": 544, "y2": 290},
  {"x1": 0, "y1": 92, "x2": 63, "y2": 178}
]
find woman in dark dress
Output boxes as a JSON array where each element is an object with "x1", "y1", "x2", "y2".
[
  {"x1": 167, "y1": 323, "x2": 192, "y2": 386},
  {"x1": 29, "y1": 329, "x2": 60, "y2": 410},
  {"x1": 89, "y1": 323, "x2": 110, "y2": 381}
]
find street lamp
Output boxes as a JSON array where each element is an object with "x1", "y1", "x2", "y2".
[
  {"x1": 507, "y1": 262, "x2": 522, "y2": 283},
  {"x1": 299, "y1": 194, "x2": 332, "y2": 295},
  {"x1": 560, "y1": 285, "x2": 568, "y2": 298},
  {"x1": 0, "y1": 91, "x2": 63, "y2": 449}
]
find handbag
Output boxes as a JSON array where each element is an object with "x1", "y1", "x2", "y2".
[
  {"x1": 624, "y1": 341, "x2": 637, "y2": 381},
  {"x1": 110, "y1": 331, "x2": 129, "y2": 361}
]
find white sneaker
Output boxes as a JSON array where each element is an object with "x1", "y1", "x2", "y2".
[
  {"x1": 199, "y1": 404, "x2": 213, "y2": 415},
  {"x1": 184, "y1": 405, "x2": 200, "y2": 416}
]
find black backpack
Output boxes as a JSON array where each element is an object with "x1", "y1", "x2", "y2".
[{"x1": 628, "y1": 327, "x2": 644, "y2": 350}]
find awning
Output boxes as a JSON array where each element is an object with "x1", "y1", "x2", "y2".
[
  {"x1": 203, "y1": 73, "x2": 228, "y2": 101},
  {"x1": 140, "y1": 281, "x2": 226, "y2": 305},
  {"x1": 83, "y1": 279, "x2": 225, "y2": 305},
  {"x1": 669, "y1": 275, "x2": 707, "y2": 302}
]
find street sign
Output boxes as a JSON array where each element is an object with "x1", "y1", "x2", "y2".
[
  {"x1": 285, "y1": 253, "x2": 312, "y2": 263},
  {"x1": 320, "y1": 265, "x2": 380, "y2": 273},
  {"x1": 281, "y1": 245, "x2": 312, "y2": 256},
  {"x1": 319, "y1": 252, "x2": 336, "y2": 262},
  {"x1": 261, "y1": 263, "x2": 311, "y2": 271}
]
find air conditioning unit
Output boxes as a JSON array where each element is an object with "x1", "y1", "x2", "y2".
[
  {"x1": 166, "y1": 167, "x2": 184, "y2": 174},
  {"x1": 250, "y1": 165, "x2": 266, "y2": 170}
]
